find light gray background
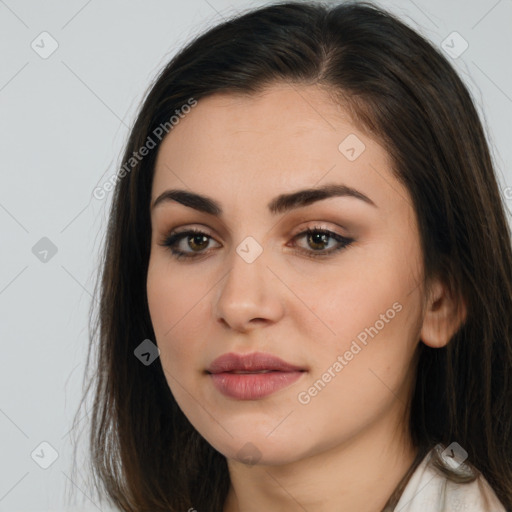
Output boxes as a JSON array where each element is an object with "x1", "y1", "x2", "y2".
[{"x1": 0, "y1": 0, "x2": 511, "y2": 510}]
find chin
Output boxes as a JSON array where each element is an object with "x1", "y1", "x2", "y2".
[{"x1": 206, "y1": 433, "x2": 307, "y2": 467}]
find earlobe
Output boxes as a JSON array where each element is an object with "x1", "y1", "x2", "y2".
[{"x1": 420, "y1": 277, "x2": 467, "y2": 349}]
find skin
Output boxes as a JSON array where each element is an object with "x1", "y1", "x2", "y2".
[{"x1": 146, "y1": 83, "x2": 464, "y2": 512}]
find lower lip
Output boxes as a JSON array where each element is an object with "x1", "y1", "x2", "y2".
[{"x1": 209, "y1": 371, "x2": 304, "y2": 400}]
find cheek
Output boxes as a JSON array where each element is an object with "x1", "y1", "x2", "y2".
[
  {"x1": 295, "y1": 290, "x2": 420, "y2": 443},
  {"x1": 299, "y1": 238, "x2": 423, "y2": 387},
  {"x1": 147, "y1": 251, "x2": 209, "y2": 333},
  {"x1": 305, "y1": 286, "x2": 418, "y2": 393},
  {"x1": 305, "y1": 255, "x2": 417, "y2": 348},
  {"x1": 146, "y1": 258, "x2": 212, "y2": 425},
  {"x1": 146, "y1": 256, "x2": 204, "y2": 366}
]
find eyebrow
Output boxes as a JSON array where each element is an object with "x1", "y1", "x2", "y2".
[{"x1": 151, "y1": 183, "x2": 376, "y2": 216}]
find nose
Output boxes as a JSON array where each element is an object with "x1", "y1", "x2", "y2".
[{"x1": 213, "y1": 242, "x2": 285, "y2": 332}]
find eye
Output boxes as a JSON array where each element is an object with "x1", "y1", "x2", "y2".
[
  {"x1": 289, "y1": 226, "x2": 354, "y2": 258},
  {"x1": 158, "y1": 227, "x2": 220, "y2": 260},
  {"x1": 158, "y1": 225, "x2": 354, "y2": 261}
]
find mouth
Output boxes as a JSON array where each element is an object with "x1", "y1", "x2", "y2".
[
  {"x1": 208, "y1": 370, "x2": 305, "y2": 400},
  {"x1": 206, "y1": 351, "x2": 306, "y2": 374},
  {"x1": 226, "y1": 369, "x2": 281, "y2": 374},
  {"x1": 206, "y1": 351, "x2": 307, "y2": 400}
]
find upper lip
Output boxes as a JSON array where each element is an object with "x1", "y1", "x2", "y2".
[{"x1": 206, "y1": 351, "x2": 306, "y2": 374}]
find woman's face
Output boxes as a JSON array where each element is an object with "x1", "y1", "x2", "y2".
[{"x1": 147, "y1": 83, "x2": 425, "y2": 466}]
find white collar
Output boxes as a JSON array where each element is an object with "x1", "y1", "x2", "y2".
[{"x1": 394, "y1": 444, "x2": 506, "y2": 511}]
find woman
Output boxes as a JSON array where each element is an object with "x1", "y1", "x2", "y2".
[{"x1": 78, "y1": 1, "x2": 512, "y2": 510}]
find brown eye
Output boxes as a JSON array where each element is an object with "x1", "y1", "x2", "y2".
[
  {"x1": 306, "y1": 231, "x2": 331, "y2": 251},
  {"x1": 291, "y1": 227, "x2": 354, "y2": 257},
  {"x1": 159, "y1": 228, "x2": 220, "y2": 260},
  {"x1": 186, "y1": 233, "x2": 210, "y2": 252}
]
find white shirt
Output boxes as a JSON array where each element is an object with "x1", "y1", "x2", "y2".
[{"x1": 394, "y1": 444, "x2": 506, "y2": 511}]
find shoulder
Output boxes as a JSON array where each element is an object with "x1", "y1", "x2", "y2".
[{"x1": 394, "y1": 444, "x2": 507, "y2": 512}]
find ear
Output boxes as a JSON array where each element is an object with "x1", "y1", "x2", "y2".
[{"x1": 420, "y1": 275, "x2": 467, "y2": 348}]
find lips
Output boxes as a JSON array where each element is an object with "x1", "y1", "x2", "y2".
[
  {"x1": 206, "y1": 351, "x2": 306, "y2": 374},
  {"x1": 206, "y1": 351, "x2": 307, "y2": 400}
]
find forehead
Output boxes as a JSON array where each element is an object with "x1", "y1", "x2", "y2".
[{"x1": 152, "y1": 84, "x2": 407, "y2": 216}]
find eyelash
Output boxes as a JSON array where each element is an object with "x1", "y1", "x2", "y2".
[{"x1": 158, "y1": 225, "x2": 354, "y2": 261}]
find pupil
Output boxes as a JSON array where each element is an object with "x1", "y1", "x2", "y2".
[
  {"x1": 190, "y1": 234, "x2": 208, "y2": 251},
  {"x1": 310, "y1": 232, "x2": 327, "y2": 250}
]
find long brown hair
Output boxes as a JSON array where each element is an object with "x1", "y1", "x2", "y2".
[{"x1": 73, "y1": 1, "x2": 512, "y2": 510}]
